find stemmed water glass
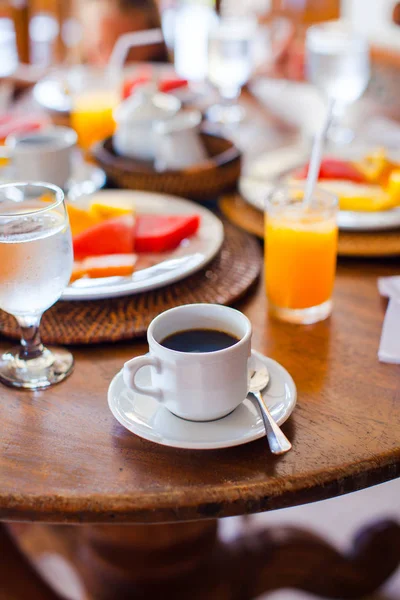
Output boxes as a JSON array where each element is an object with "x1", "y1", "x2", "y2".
[
  {"x1": 306, "y1": 21, "x2": 370, "y2": 145},
  {"x1": 0, "y1": 182, "x2": 74, "y2": 389},
  {"x1": 207, "y1": 16, "x2": 256, "y2": 124}
]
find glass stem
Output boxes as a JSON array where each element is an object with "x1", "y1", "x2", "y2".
[
  {"x1": 16, "y1": 315, "x2": 44, "y2": 361},
  {"x1": 220, "y1": 87, "x2": 239, "y2": 103}
]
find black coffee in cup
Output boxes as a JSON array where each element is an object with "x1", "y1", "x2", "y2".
[
  {"x1": 160, "y1": 328, "x2": 239, "y2": 353},
  {"x1": 18, "y1": 135, "x2": 58, "y2": 146}
]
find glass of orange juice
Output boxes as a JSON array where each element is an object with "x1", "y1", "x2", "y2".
[
  {"x1": 70, "y1": 70, "x2": 120, "y2": 153},
  {"x1": 265, "y1": 183, "x2": 338, "y2": 324}
]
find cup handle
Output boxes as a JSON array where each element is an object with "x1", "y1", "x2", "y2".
[{"x1": 123, "y1": 355, "x2": 164, "y2": 401}]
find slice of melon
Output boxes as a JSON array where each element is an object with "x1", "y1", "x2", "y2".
[
  {"x1": 386, "y1": 169, "x2": 400, "y2": 205},
  {"x1": 313, "y1": 180, "x2": 398, "y2": 212},
  {"x1": 82, "y1": 254, "x2": 138, "y2": 278},
  {"x1": 70, "y1": 261, "x2": 88, "y2": 283},
  {"x1": 67, "y1": 204, "x2": 100, "y2": 237},
  {"x1": 73, "y1": 215, "x2": 135, "y2": 259},
  {"x1": 70, "y1": 254, "x2": 138, "y2": 283},
  {"x1": 352, "y1": 148, "x2": 398, "y2": 186},
  {"x1": 89, "y1": 200, "x2": 135, "y2": 221},
  {"x1": 134, "y1": 214, "x2": 201, "y2": 252}
]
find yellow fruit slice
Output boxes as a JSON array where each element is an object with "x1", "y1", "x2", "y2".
[
  {"x1": 318, "y1": 180, "x2": 397, "y2": 212},
  {"x1": 353, "y1": 148, "x2": 397, "y2": 186},
  {"x1": 67, "y1": 204, "x2": 100, "y2": 237},
  {"x1": 385, "y1": 169, "x2": 400, "y2": 206},
  {"x1": 89, "y1": 201, "x2": 135, "y2": 221}
]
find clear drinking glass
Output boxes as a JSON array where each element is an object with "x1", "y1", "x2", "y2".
[
  {"x1": 265, "y1": 184, "x2": 338, "y2": 324},
  {"x1": 306, "y1": 21, "x2": 370, "y2": 144},
  {"x1": 70, "y1": 68, "x2": 120, "y2": 152},
  {"x1": 207, "y1": 16, "x2": 256, "y2": 124},
  {"x1": 0, "y1": 182, "x2": 74, "y2": 389}
]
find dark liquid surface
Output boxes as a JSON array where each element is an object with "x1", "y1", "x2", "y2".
[
  {"x1": 160, "y1": 329, "x2": 239, "y2": 353},
  {"x1": 18, "y1": 135, "x2": 57, "y2": 146}
]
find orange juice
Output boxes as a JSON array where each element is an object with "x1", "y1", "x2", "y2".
[
  {"x1": 265, "y1": 185, "x2": 338, "y2": 324},
  {"x1": 71, "y1": 90, "x2": 119, "y2": 151},
  {"x1": 266, "y1": 212, "x2": 337, "y2": 308}
]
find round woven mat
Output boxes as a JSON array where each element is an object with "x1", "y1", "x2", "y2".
[
  {"x1": 0, "y1": 223, "x2": 261, "y2": 346},
  {"x1": 220, "y1": 194, "x2": 400, "y2": 257}
]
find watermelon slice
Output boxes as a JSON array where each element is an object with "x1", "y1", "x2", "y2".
[
  {"x1": 73, "y1": 216, "x2": 135, "y2": 259},
  {"x1": 293, "y1": 158, "x2": 367, "y2": 184},
  {"x1": 134, "y1": 214, "x2": 201, "y2": 253},
  {"x1": 158, "y1": 78, "x2": 188, "y2": 93}
]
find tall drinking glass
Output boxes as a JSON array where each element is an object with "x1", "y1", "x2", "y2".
[
  {"x1": 306, "y1": 21, "x2": 370, "y2": 144},
  {"x1": 265, "y1": 184, "x2": 338, "y2": 324},
  {"x1": 70, "y1": 68, "x2": 119, "y2": 152},
  {"x1": 207, "y1": 16, "x2": 256, "y2": 124},
  {"x1": 0, "y1": 182, "x2": 74, "y2": 389}
]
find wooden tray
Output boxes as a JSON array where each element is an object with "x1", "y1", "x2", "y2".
[
  {"x1": 92, "y1": 130, "x2": 241, "y2": 203},
  {"x1": 219, "y1": 194, "x2": 400, "y2": 257},
  {"x1": 0, "y1": 223, "x2": 261, "y2": 346}
]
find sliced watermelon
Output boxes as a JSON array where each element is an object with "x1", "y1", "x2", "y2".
[
  {"x1": 134, "y1": 214, "x2": 201, "y2": 253},
  {"x1": 122, "y1": 75, "x2": 151, "y2": 100},
  {"x1": 294, "y1": 158, "x2": 367, "y2": 184},
  {"x1": 158, "y1": 78, "x2": 188, "y2": 93},
  {"x1": 73, "y1": 215, "x2": 135, "y2": 259}
]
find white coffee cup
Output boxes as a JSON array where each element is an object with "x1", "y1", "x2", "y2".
[
  {"x1": 1, "y1": 126, "x2": 77, "y2": 190},
  {"x1": 123, "y1": 304, "x2": 252, "y2": 422}
]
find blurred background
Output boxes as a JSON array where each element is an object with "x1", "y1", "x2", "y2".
[
  {"x1": 0, "y1": 1, "x2": 398, "y2": 77},
  {"x1": 0, "y1": 0, "x2": 399, "y2": 140}
]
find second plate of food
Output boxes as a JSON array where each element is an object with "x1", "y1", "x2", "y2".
[
  {"x1": 63, "y1": 190, "x2": 224, "y2": 301},
  {"x1": 240, "y1": 145, "x2": 400, "y2": 232}
]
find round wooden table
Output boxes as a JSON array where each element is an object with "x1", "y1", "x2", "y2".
[{"x1": 1, "y1": 255, "x2": 400, "y2": 599}]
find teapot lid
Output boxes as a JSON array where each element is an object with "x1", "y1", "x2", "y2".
[{"x1": 114, "y1": 86, "x2": 181, "y2": 123}]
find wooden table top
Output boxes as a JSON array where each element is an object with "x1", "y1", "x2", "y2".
[
  {"x1": 1, "y1": 255, "x2": 399, "y2": 524},
  {"x1": 0, "y1": 85, "x2": 399, "y2": 524}
]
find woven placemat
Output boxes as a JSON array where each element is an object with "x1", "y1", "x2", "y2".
[
  {"x1": 0, "y1": 223, "x2": 261, "y2": 345},
  {"x1": 220, "y1": 194, "x2": 400, "y2": 257}
]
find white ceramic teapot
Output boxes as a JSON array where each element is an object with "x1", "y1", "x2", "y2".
[{"x1": 113, "y1": 86, "x2": 181, "y2": 161}]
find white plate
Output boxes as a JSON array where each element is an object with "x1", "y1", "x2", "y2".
[
  {"x1": 240, "y1": 144, "x2": 400, "y2": 232},
  {"x1": 62, "y1": 190, "x2": 224, "y2": 301},
  {"x1": 108, "y1": 350, "x2": 297, "y2": 450}
]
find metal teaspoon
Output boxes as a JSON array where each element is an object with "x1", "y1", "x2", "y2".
[{"x1": 249, "y1": 367, "x2": 292, "y2": 455}]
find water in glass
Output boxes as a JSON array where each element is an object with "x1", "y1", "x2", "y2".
[
  {"x1": 0, "y1": 183, "x2": 74, "y2": 390},
  {"x1": 208, "y1": 23, "x2": 253, "y2": 99},
  {"x1": 207, "y1": 17, "x2": 255, "y2": 124},
  {"x1": 306, "y1": 22, "x2": 370, "y2": 144},
  {"x1": 0, "y1": 204, "x2": 72, "y2": 316},
  {"x1": 307, "y1": 25, "x2": 370, "y2": 104}
]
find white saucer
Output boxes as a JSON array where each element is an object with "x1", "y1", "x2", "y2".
[
  {"x1": 108, "y1": 350, "x2": 297, "y2": 450},
  {"x1": 67, "y1": 159, "x2": 106, "y2": 201},
  {"x1": 0, "y1": 156, "x2": 106, "y2": 201}
]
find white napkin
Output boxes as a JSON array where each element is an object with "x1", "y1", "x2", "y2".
[
  {"x1": 378, "y1": 276, "x2": 400, "y2": 299},
  {"x1": 378, "y1": 277, "x2": 400, "y2": 364}
]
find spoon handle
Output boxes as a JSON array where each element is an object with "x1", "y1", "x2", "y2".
[{"x1": 251, "y1": 391, "x2": 292, "y2": 455}]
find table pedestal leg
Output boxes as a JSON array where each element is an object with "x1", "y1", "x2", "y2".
[{"x1": 6, "y1": 519, "x2": 400, "y2": 600}]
